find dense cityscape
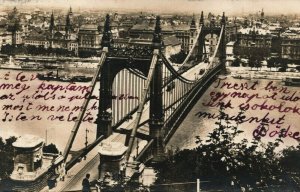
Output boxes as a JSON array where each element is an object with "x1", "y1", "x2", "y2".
[{"x1": 0, "y1": 4, "x2": 300, "y2": 69}]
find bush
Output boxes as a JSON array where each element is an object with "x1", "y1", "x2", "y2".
[
  {"x1": 169, "y1": 50, "x2": 187, "y2": 64},
  {"x1": 0, "y1": 136, "x2": 17, "y2": 179},
  {"x1": 43, "y1": 143, "x2": 59, "y2": 154},
  {"x1": 155, "y1": 105, "x2": 299, "y2": 190}
]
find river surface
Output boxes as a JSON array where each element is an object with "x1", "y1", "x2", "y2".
[
  {"x1": 168, "y1": 75, "x2": 300, "y2": 151},
  {"x1": 0, "y1": 69, "x2": 299, "y2": 152}
]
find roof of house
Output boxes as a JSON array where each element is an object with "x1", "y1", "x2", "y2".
[
  {"x1": 80, "y1": 24, "x2": 98, "y2": 31},
  {"x1": 164, "y1": 35, "x2": 181, "y2": 46},
  {"x1": 174, "y1": 24, "x2": 190, "y2": 31},
  {"x1": 53, "y1": 31, "x2": 64, "y2": 39},
  {"x1": 13, "y1": 134, "x2": 44, "y2": 149},
  {"x1": 131, "y1": 23, "x2": 155, "y2": 31},
  {"x1": 238, "y1": 27, "x2": 271, "y2": 35}
]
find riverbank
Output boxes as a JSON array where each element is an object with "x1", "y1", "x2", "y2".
[{"x1": 227, "y1": 66, "x2": 300, "y2": 80}]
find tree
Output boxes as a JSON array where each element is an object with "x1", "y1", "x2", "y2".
[
  {"x1": 231, "y1": 57, "x2": 240, "y2": 67},
  {"x1": 280, "y1": 145, "x2": 300, "y2": 174},
  {"x1": 267, "y1": 57, "x2": 276, "y2": 71},
  {"x1": 280, "y1": 58, "x2": 288, "y2": 71},
  {"x1": 154, "y1": 105, "x2": 300, "y2": 191},
  {"x1": 0, "y1": 136, "x2": 17, "y2": 179},
  {"x1": 43, "y1": 143, "x2": 59, "y2": 154},
  {"x1": 169, "y1": 50, "x2": 187, "y2": 64}
]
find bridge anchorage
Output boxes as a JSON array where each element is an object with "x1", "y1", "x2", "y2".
[{"x1": 5, "y1": 12, "x2": 227, "y2": 191}]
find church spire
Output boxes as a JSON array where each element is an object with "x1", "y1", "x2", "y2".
[
  {"x1": 65, "y1": 13, "x2": 71, "y2": 39},
  {"x1": 101, "y1": 14, "x2": 112, "y2": 48},
  {"x1": 49, "y1": 11, "x2": 54, "y2": 33},
  {"x1": 260, "y1": 8, "x2": 264, "y2": 23},
  {"x1": 190, "y1": 14, "x2": 196, "y2": 29},
  {"x1": 199, "y1": 11, "x2": 204, "y2": 26},
  {"x1": 221, "y1": 12, "x2": 226, "y2": 26},
  {"x1": 69, "y1": 6, "x2": 73, "y2": 17}
]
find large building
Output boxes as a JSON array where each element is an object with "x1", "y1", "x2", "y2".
[
  {"x1": 129, "y1": 17, "x2": 199, "y2": 54},
  {"x1": 0, "y1": 28, "x2": 12, "y2": 48},
  {"x1": 235, "y1": 26, "x2": 272, "y2": 58},
  {"x1": 281, "y1": 35, "x2": 300, "y2": 62},
  {"x1": 78, "y1": 24, "x2": 101, "y2": 53}
]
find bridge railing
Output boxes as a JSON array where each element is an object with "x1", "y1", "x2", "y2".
[{"x1": 163, "y1": 63, "x2": 223, "y2": 144}]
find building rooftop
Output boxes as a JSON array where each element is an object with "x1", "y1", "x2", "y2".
[
  {"x1": 227, "y1": 41, "x2": 236, "y2": 46},
  {"x1": 13, "y1": 134, "x2": 44, "y2": 149},
  {"x1": 131, "y1": 23, "x2": 155, "y2": 31},
  {"x1": 238, "y1": 27, "x2": 271, "y2": 35},
  {"x1": 174, "y1": 24, "x2": 190, "y2": 31},
  {"x1": 164, "y1": 35, "x2": 181, "y2": 46},
  {"x1": 80, "y1": 24, "x2": 98, "y2": 31}
]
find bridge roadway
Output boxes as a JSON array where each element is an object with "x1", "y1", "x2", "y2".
[{"x1": 46, "y1": 61, "x2": 209, "y2": 192}]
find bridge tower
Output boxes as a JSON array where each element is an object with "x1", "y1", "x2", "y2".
[
  {"x1": 198, "y1": 11, "x2": 205, "y2": 60},
  {"x1": 219, "y1": 12, "x2": 227, "y2": 73},
  {"x1": 97, "y1": 14, "x2": 113, "y2": 138},
  {"x1": 149, "y1": 16, "x2": 165, "y2": 162},
  {"x1": 197, "y1": 11, "x2": 226, "y2": 72}
]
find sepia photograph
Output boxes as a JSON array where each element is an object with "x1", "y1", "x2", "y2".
[{"x1": 0, "y1": 0, "x2": 299, "y2": 191}]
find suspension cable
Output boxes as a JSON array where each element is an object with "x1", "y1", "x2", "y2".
[
  {"x1": 208, "y1": 25, "x2": 224, "y2": 67},
  {"x1": 161, "y1": 54, "x2": 195, "y2": 84},
  {"x1": 125, "y1": 49, "x2": 159, "y2": 162},
  {"x1": 62, "y1": 48, "x2": 107, "y2": 160}
]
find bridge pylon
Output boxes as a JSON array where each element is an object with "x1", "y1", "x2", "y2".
[
  {"x1": 219, "y1": 12, "x2": 227, "y2": 74},
  {"x1": 97, "y1": 14, "x2": 113, "y2": 138},
  {"x1": 149, "y1": 16, "x2": 166, "y2": 162},
  {"x1": 197, "y1": 11, "x2": 227, "y2": 66}
]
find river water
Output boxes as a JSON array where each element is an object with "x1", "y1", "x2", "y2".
[
  {"x1": 0, "y1": 69, "x2": 299, "y2": 152},
  {"x1": 0, "y1": 69, "x2": 99, "y2": 152},
  {"x1": 0, "y1": 69, "x2": 300, "y2": 192},
  {"x1": 168, "y1": 75, "x2": 300, "y2": 151}
]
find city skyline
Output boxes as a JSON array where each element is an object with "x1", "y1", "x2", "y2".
[{"x1": 1, "y1": 0, "x2": 300, "y2": 15}]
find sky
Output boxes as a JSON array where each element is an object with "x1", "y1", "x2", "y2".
[{"x1": 2, "y1": 0, "x2": 300, "y2": 15}]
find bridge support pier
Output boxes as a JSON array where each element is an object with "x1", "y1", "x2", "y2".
[
  {"x1": 149, "y1": 58, "x2": 165, "y2": 162},
  {"x1": 149, "y1": 122, "x2": 165, "y2": 162},
  {"x1": 98, "y1": 140, "x2": 128, "y2": 181}
]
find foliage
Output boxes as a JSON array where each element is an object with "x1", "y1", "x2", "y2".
[
  {"x1": 78, "y1": 49, "x2": 98, "y2": 58},
  {"x1": 267, "y1": 57, "x2": 276, "y2": 69},
  {"x1": 0, "y1": 136, "x2": 17, "y2": 179},
  {"x1": 155, "y1": 105, "x2": 300, "y2": 190},
  {"x1": 169, "y1": 50, "x2": 187, "y2": 64},
  {"x1": 280, "y1": 144, "x2": 300, "y2": 173},
  {"x1": 231, "y1": 57, "x2": 240, "y2": 67},
  {"x1": 43, "y1": 143, "x2": 59, "y2": 154},
  {"x1": 267, "y1": 57, "x2": 288, "y2": 71}
]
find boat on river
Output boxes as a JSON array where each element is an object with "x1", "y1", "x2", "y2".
[
  {"x1": 37, "y1": 71, "x2": 93, "y2": 82},
  {"x1": 284, "y1": 77, "x2": 300, "y2": 86},
  {"x1": 0, "y1": 56, "x2": 43, "y2": 71}
]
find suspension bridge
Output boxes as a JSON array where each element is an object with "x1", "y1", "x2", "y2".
[{"x1": 5, "y1": 11, "x2": 227, "y2": 192}]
